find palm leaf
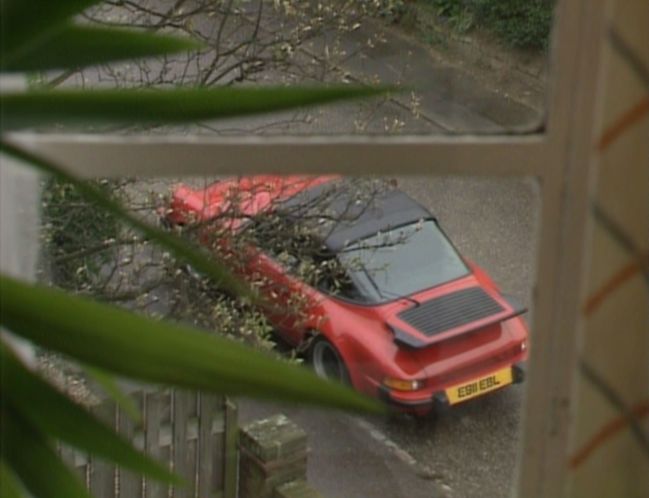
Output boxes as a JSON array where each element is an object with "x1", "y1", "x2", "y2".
[
  {"x1": 1, "y1": 346, "x2": 181, "y2": 484},
  {"x1": 1, "y1": 86, "x2": 387, "y2": 130},
  {"x1": 1, "y1": 407, "x2": 93, "y2": 498},
  {"x1": 0, "y1": 141, "x2": 254, "y2": 300},
  {"x1": 0, "y1": 461, "x2": 26, "y2": 498},
  {"x1": 2, "y1": 24, "x2": 203, "y2": 72},
  {"x1": 1, "y1": 0, "x2": 102, "y2": 62},
  {"x1": 84, "y1": 366, "x2": 142, "y2": 423},
  {"x1": 1, "y1": 274, "x2": 383, "y2": 414}
]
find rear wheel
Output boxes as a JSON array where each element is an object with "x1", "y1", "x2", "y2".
[{"x1": 308, "y1": 337, "x2": 350, "y2": 385}]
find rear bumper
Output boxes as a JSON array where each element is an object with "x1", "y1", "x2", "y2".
[{"x1": 379, "y1": 363, "x2": 526, "y2": 415}]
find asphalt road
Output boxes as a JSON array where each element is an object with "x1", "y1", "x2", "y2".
[
  {"x1": 237, "y1": 176, "x2": 539, "y2": 498},
  {"x1": 37, "y1": 1, "x2": 544, "y2": 496},
  {"x1": 376, "y1": 176, "x2": 539, "y2": 498},
  {"x1": 230, "y1": 14, "x2": 542, "y2": 498},
  {"x1": 112, "y1": 5, "x2": 542, "y2": 496}
]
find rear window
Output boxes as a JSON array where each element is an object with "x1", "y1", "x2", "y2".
[{"x1": 338, "y1": 220, "x2": 470, "y2": 303}]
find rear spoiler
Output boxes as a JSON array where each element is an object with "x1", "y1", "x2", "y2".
[{"x1": 389, "y1": 294, "x2": 527, "y2": 350}]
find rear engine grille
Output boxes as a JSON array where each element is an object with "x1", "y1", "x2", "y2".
[{"x1": 398, "y1": 287, "x2": 504, "y2": 337}]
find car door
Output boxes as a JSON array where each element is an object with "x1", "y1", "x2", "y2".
[{"x1": 247, "y1": 250, "x2": 316, "y2": 345}]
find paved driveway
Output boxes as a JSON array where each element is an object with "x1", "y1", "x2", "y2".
[{"x1": 238, "y1": 176, "x2": 539, "y2": 498}]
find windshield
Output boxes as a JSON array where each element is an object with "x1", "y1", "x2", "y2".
[{"x1": 337, "y1": 220, "x2": 469, "y2": 303}]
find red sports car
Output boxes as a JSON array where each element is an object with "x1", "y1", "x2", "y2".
[{"x1": 166, "y1": 175, "x2": 529, "y2": 415}]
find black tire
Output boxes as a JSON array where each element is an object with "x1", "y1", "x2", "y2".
[{"x1": 308, "y1": 336, "x2": 350, "y2": 385}]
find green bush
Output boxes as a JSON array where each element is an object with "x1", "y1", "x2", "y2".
[
  {"x1": 42, "y1": 178, "x2": 119, "y2": 290},
  {"x1": 425, "y1": 0, "x2": 554, "y2": 50},
  {"x1": 427, "y1": 0, "x2": 476, "y2": 33},
  {"x1": 473, "y1": 0, "x2": 553, "y2": 49},
  {"x1": 377, "y1": 0, "x2": 408, "y2": 23}
]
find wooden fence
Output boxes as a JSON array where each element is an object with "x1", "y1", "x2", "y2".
[{"x1": 60, "y1": 387, "x2": 238, "y2": 498}]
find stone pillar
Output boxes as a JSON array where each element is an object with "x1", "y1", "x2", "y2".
[{"x1": 239, "y1": 414, "x2": 319, "y2": 498}]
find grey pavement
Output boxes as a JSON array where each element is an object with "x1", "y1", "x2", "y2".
[
  {"x1": 194, "y1": 15, "x2": 542, "y2": 136},
  {"x1": 233, "y1": 17, "x2": 541, "y2": 498},
  {"x1": 237, "y1": 399, "x2": 444, "y2": 498},
  {"x1": 303, "y1": 19, "x2": 541, "y2": 133},
  {"x1": 127, "y1": 9, "x2": 541, "y2": 498},
  {"x1": 236, "y1": 174, "x2": 538, "y2": 498},
  {"x1": 57, "y1": 3, "x2": 541, "y2": 497}
]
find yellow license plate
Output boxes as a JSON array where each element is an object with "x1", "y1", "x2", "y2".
[{"x1": 446, "y1": 367, "x2": 513, "y2": 405}]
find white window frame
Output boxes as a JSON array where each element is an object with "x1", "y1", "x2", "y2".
[{"x1": 2, "y1": 1, "x2": 613, "y2": 496}]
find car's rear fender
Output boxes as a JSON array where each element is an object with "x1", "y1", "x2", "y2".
[
  {"x1": 314, "y1": 319, "x2": 427, "y2": 395},
  {"x1": 404, "y1": 317, "x2": 528, "y2": 389}
]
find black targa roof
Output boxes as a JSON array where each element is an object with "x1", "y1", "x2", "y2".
[{"x1": 279, "y1": 180, "x2": 434, "y2": 252}]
